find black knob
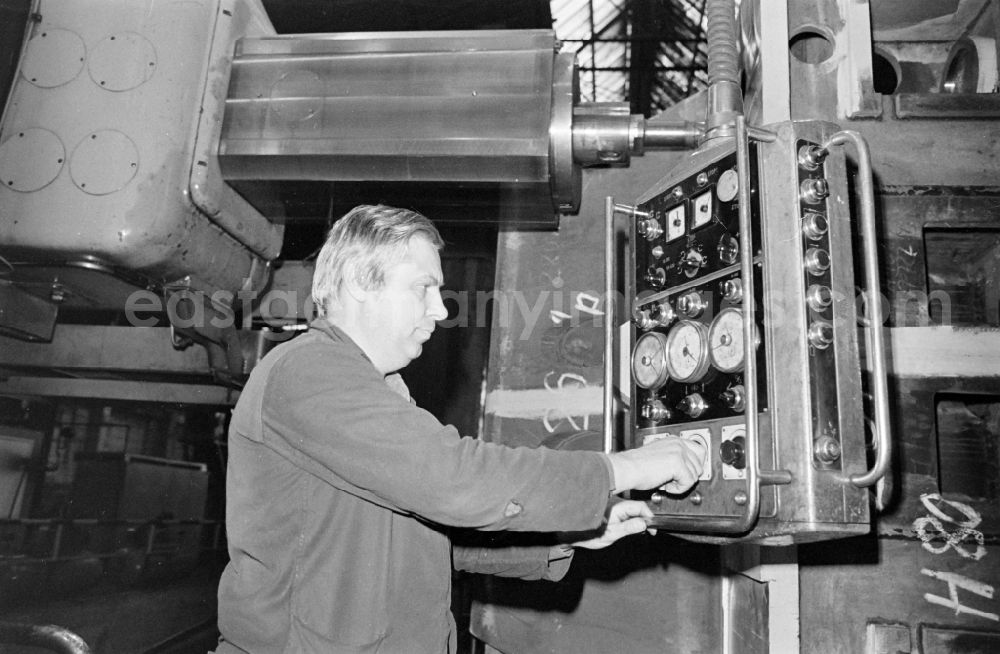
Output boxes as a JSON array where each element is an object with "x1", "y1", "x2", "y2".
[{"x1": 719, "y1": 435, "x2": 746, "y2": 469}]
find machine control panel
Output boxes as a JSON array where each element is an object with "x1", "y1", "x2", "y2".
[
  {"x1": 631, "y1": 147, "x2": 764, "y2": 429},
  {"x1": 628, "y1": 142, "x2": 774, "y2": 529},
  {"x1": 619, "y1": 121, "x2": 876, "y2": 543}
]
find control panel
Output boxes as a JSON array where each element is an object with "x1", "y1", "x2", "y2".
[{"x1": 619, "y1": 120, "x2": 885, "y2": 544}]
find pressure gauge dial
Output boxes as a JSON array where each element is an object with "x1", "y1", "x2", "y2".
[
  {"x1": 708, "y1": 308, "x2": 746, "y2": 373},
  {"x1": 632, "y1": 331, "x2": 669, "y2": 389},
  {"x1": 664, "y1": 320, "x2": 711, "y2": 383},
  {"x1": 716, "y1": 168, "x2": 739, "y2": 203}
]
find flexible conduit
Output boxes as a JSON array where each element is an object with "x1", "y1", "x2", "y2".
[{"x1": 702, "y1": 0, "x2": 745, "y2": 143}]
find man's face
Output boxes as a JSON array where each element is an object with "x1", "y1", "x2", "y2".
[{"x1": 360, "y1": 235, "x2": 447, "y2": 374}]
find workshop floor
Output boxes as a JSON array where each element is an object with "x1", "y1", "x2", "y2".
[{"x1": 0, "y1": 561, "x2": 223, "y2": 654}]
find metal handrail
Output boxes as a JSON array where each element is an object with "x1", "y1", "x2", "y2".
[{"x1": 818, "y1": 130, "x2": 892, "y2": 488}]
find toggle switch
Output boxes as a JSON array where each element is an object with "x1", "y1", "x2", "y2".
[
  {"x1": 798, "y1": 144, "x2": 827, "y2": 171},
  {"x1": 800, "y1": 177, "x2": 830, "y2": 204}
]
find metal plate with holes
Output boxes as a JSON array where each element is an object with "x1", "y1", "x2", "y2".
[
  {"x1": 0, "y1": 128, "x2": 65, "y2": 192},
  {"x1": 20, "y1": 28, "x2": 86, "y2": 88},
  {"x1": 88, "y1": 31, "x2": 157, "y2": 91},
  {"x1": 69, "y1": 130, "x2": 139, "y2": 195}
]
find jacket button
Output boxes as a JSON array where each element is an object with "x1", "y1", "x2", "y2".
[{"x1": 504, "y1": 501, "x2": 522, "y2": 517}]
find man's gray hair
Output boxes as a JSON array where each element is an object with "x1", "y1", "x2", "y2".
[{"x1": 311, "y1": 204, "x2": 445, "y2": 317}]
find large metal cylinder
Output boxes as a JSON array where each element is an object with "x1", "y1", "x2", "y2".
[{"x1": 219, "y1": 30, "x2": 581, "y2": 213}]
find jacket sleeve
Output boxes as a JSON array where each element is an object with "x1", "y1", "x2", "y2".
[
  {"x1": 254, "y1": 339, "x2": 613, "y2": 533},
  {"x1": 452, "y1": 543, "x2": 575, "y2": 582}
]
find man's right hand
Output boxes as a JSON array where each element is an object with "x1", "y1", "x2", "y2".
[{"x1": 607, "y1": 436, "x2": 705, "y2": 494}]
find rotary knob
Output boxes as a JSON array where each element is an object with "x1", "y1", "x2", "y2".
[
  {"x1": 717, "y1": 235, "x2": 739, "y2": 265},
  {"x1": 676, "y1": 291, "x2": 706, "y2": 318},
  {"x1": 644, "y1": 266, "x2": 667, "y2": 288},
  {"x1": 653, "y1": 301, "x2": 676, "y2": 327},
  {"x1": 638, "y1": 218, "x2": 663, "y2": 241},
  {"x1": 720, "y1": 435, "x2": 746, "y2": 469},
  {"x1": 632, "y1": 309, "x2": 655, "y2": 330},
  {"x1": 719, "y1": 385, "x2": 746, "y2": 412},
  {"x1": 682, "y1": 248, "x2": 706, "y2": 278},
  {"x1": 720, "y1": 278, "x2": 743, "y2": 303},
  {"x1": 641, "y1": 400, "x2": 671, "y2": 422},
  {"x1": 677, "y1": 393, "x2": 708, "y2": 418}
]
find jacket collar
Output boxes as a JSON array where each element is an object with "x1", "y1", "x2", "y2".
[
  {"x1": 309, "y1": 318, "x2": 371, "y2": 364},
  {"x1": 308, "y1": 318, "x2": 409, "y2": 394}
]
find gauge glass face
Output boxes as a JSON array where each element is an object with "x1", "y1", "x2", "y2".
[
  {"x1": 664, "y1": 320, "x2": 710, "y2": 383},
  {"x1": 709, "y1": 308, "x2": 745, "y2": 373},
  {"x1": 666, "y1": 204, "x2": 686, "y2": 241},
  {"x1": 692, "y1": 190, "x2": 713, "y2": 228},
  {"x1": 632, "y1": 331, "x2": 669, "y2": 389},
  {"x1": 716, "y1": 168, "x2": 739, "y2": 203}
]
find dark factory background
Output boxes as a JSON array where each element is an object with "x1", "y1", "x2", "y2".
[{"x1": 0, "y1": 1, "x2": 998, "y2": 653}]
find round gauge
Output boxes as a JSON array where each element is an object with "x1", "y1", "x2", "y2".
[
  {"x1": 716, "y1": 168, "x2": 740, "y2": 203},
  {"x1": 632, "y1": 331, "x2": 669, "y2": 389},
  {"x1": 664, "y1": 320, "x2": 711, "y2": 383},
  {"x1": 709, "y1": 307, "x2": 746, "y2": 373}
]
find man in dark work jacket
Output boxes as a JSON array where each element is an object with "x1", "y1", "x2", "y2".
[{"x1": 214, "y1": 205, "x2": 704, "y2": 654}]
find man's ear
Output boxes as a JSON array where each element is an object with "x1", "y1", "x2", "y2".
[{"x1": 341, "y1": 264, "x2": 369, "y2": 303}]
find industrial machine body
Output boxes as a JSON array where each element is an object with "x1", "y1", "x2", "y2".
[{"x1": 0, "y1": 0, "x2": 998, "y2": 652}]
